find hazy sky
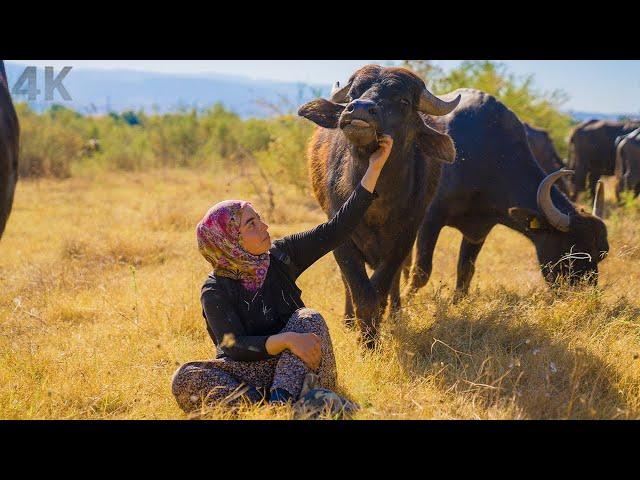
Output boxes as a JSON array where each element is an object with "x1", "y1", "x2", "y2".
[{"x1": 8, "y1": 60, "x2": 640, "y2": 114}]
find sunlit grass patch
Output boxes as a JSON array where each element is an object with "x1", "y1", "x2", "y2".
[{"x1": 1, "y1": 168, "x2": 640, "y2": 419}]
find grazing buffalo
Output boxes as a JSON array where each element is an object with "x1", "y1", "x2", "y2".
[
  {"x1": 524, "y1": 122, "x2": 571, "y2": 195},
  {"x1": 568, "y1": 119, "x2": 640, "y2": 199},
  {"x1": 298, "y1": 64, "x2": 460, "y2": 346},
  {"x1": 406, "y1": 89, "x2": 609, "y2": 299},
  {"x1": 0, "y1": 60, "x2": 19, "y2": 240},
  {"x1": 615, "y1": 127, "x2": 640, "y2": 200}
]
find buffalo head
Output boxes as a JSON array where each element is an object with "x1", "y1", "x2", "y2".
[
  {"x1": 298, "y1": 64, "x2": 459, "y2": 163},
  {"x1": 509, "y1": 170, "x2": 609, "y2": 286}
]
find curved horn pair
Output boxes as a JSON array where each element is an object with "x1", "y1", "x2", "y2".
[{"x1": 330, "y1": 79, "x2": 460, "y2": 116}]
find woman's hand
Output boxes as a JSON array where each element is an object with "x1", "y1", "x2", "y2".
[
  {"x1": 286, "y1": 332, "x2": 321, "y2": 371},
  {"x1": 368, "y1": 134, "x2": 393, "y2": 171},
  {"x1": 361, "y1": 134, "x2": 394, "y2": 193}
]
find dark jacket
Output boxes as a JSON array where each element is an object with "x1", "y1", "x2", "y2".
[{"x1": 200, "y1": 183, "x2": 377, "y2": 361}]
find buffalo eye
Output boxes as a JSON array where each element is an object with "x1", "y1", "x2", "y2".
[{"x1": 400, "y1": 98, "x2": 410, "y2": 107}]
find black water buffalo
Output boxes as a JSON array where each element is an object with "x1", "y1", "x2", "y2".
[
  {"x1": 298, "y1": 64, "x2": 460, "y2": 346},
  {"x1": 615, "y1": 127, "x2": 640, "y2": 200},
  {"x1": 568, "y1": 119, "x2": 640, "y2": 199},
  {"x1": 0, "y1": 60, "x2": 19, "y2": 240},
  {"x1": 406, "y1": 89, "x2": 609, "y2": 298},
  {"x1": 524, "y1": 122, "x2": 571, "y2": 195}
]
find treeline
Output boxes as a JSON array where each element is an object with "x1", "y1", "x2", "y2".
[
  {"x1": 15, "y1": 61, "x2": 576, "y2": 185},
  {"x1": 16, "y1": 102, "x2": 314, "y2": 191}
]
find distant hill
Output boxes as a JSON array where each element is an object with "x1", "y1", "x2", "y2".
[
  {"x1": 4, "y1": 62, "x2": 331, "y2": 118},
  {"x1": 4, "y1": 62, "x2": 638, "y2": 122},
  {"x1": 567, "y1": 110, "x2": 639, "y2": 123}
]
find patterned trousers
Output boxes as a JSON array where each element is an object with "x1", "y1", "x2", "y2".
[{"x1": 171, "y1": 308, "x2": 337, "y2": 413}]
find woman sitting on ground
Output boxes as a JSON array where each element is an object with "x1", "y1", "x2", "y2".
[{"x1": 171, "y1": 135, "x2": 393, "y2": 413}]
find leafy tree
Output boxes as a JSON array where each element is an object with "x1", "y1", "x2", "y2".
[{"x1": 401, "y1": 60, "x2": 445, "y2": 91}]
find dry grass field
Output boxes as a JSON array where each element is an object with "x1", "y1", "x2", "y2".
[{"x1": 2, "y1": 168, "x2": 640, "y2": 419}]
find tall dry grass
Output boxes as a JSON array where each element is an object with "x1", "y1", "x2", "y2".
[{"x1": 1, "y1": 171, "x2": 639, "y2": 419}]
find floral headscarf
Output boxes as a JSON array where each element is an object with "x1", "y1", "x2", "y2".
[{"x1": 196, "y1": 200, "x2": 270, "y2": 293}]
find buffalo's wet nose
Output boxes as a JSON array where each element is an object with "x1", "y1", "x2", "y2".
[{"x1": 346, "y1": 99, "x2": 379, "y2": 120}]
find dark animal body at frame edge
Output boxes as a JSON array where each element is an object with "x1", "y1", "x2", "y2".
[{"x1": 0, "y1": 60, "x2": 19, "y2": 241}]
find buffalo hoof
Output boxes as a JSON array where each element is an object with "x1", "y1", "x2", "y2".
[
  {"x1": 362, "y1": 334, "x2": 377, "y2": 350},
  {"x1": 452, "y1": 289, "x2": 468, "y2": 304},
  {"x1": 358, "y1": 323, "x2": 380, "y2": 350},
  {"x1": 402, "y1": 285, "x2": 419, "y2": 300}
]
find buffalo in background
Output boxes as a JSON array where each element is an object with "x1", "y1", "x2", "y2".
[
  {"x1": 298, "y1": 64, "x2": 460, "y2": 346},
  {"x1": 0, "y1": 60, "x2": 19, "y2": 241},
  {"x1": 615, "y1": 127, "x2": 640, "y2": 200},
  {"x1": 524, "y1": 122, "x2": 571, "y2": 196},
  {"x1": 406, "y1": 89, "x2": 609, "y2": 299},
  {"x1": 568, "y1": 119, "x2": 640, "y2": 200}
]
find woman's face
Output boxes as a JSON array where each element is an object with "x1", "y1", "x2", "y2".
[{"x1": 238, "y1": 205, "x2": 271, "y2": 255}]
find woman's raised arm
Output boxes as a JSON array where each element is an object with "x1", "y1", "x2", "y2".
[{"x1": 273, "y1": 135, "x2": 393, "y2": 277}]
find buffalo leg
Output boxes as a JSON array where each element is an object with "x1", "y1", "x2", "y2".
[
  {"x1": 453, "y1": 236, "x2": 487, "y2": 301},
  {"x1": 615, "y1": 176, "x2": 623, "y2": 203},
  {"x1": 368, "y1": 228, "x2": 419, "y2": 340},
  {"x1": 389, "y1": 268, "x2": 402, "y2": 314},
  {"x1": 332, "y1": 240, "x2": 378, "y2": 340},
  {"x1": 340, "y1": 272, "x2": 355, "y2": 329},
  {"x1": 615, "y1": 148, "x2": 625, "y2": 202},
  {"x1": 406, "y1": 215, "x2": 443, "y2": 297},
  {"x1": 402, "y1": 249, "x2": 412, "y2": 282},
  {"x1": 389, "y1": 254, "x2": 412, "y2": 315},
  {"x1": 572, "y1": 158, "x2": 588, "y2": 201}
]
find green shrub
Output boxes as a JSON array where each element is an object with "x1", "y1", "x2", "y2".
[
  {"x1": 255, "y1": 115, "x2": 315, "y2": 192},
  {"x1": 17, "y1": 104, "x2": 83, "y2": 178}
]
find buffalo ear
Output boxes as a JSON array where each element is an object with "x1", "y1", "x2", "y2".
[
  {"x1": 416, "y1": 118, "x2": 456, "y2": 164},
  {"x1": 508, "y1": 207, "x2": 552, "y2": 232},
  {"x1": 297, "y1": 99, "x2": 344, "y2": 129}
]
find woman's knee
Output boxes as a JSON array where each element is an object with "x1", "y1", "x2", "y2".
[
  {"x1": 171, "y1": 363, "x2": 195, "y2": 412},
  {"x1": 171, "y1": 361, "x2": 214, "y2": 412},
  {"x1": 172, "y1": 360, "x2": 207, "y2": 383},
  {"x1": 288, "y1": 308, "x2": 329, "y2": 335}
]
